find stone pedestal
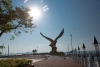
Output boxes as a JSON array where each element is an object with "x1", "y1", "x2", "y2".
[{"x1": 52, "y1": 47, "x2": 57, "y2": 53}]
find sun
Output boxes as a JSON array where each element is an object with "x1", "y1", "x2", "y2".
[{"x1": 28, "y1": 7, "x2": 42, "y2": 20}]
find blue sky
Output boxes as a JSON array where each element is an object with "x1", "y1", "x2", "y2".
[{"x1": 0, "y1": 0, "x2": 100, "y2": 54}]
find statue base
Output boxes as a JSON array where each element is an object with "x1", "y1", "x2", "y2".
[{"x1": 50, "y1": 51, "x2": 65, "y2": 56}]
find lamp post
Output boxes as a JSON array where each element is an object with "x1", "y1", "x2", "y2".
[
  {"x1": 67, "y1": 44, "x2": 69, "y2": 56},
  {"x1": 8, "y1": 45, "x2": 9, "y2": 56},
  {"x1": 37, "y1": 46, "x2": 38, "y2": 54},
  {"x1": 82, "y1": 43, "x2": 86, "y2": 57},
  {"x1": 93, "y1": 36, "x2": 100, "y2": 61},
  {"x1": 78, "y1": 46, "x2": 80, "y2": 57},
  {"x1": 70, "y1": 33, "x2": 73, "y2": 53},
  {"x1": 74, "y1": 48, "x2": 77, "y2": 56}
]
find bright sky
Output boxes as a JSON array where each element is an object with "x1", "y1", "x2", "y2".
[{"x1": 0, "y1": 0, "x2": 100, "y2": 54}]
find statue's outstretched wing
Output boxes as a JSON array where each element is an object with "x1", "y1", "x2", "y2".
[
  {"x1": 40, "y1": 32, "x2": 53, "y2": 42},
  {"x1": 55, "y1": 28, "x2": 64, "y2": 41}
]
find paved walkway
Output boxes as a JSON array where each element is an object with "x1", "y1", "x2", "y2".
[{"x1": 34, "y1": 56, "x2": 83, "y2": 67}]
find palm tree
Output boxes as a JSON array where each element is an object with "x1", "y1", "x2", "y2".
[
  {"x1": 32, "y1": 49, "x2": 37, "y2": 55},
  {"x1": 0, "y1": 44, "x2": 5, "y2": 54}
]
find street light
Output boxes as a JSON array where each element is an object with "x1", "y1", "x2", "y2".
[
  {"x1": 8, "y1": 45, "x2": 9, "y2": 56},
  {"x1": 93, "y1": 36, "x2": 100, "y2": 61},
  {"x1": 37, "y1": 46, "x2": 38, "y2": 54},
  {"x1": 74, "y1": 48, "x2": 77, "y2": 56},
  {"x1": 67, "y1": 44, "x2": 69, "y2": 56},
  {"x1": 78, "y1": 46, "x2": 80, "y2": 57},
  {"x1": 82, "y1": 43, "x2": 86, "y2": 57},
  {"x1": 70, "y1": 33, "x2": 73, "y2": 51}
]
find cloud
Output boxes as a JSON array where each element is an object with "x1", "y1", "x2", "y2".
[
  {"x1": 24, "y1": 0, "x2": 29, "y2": 3},
  {"x1": 43, "y1": 5, "x2": 49, "y2": 12}
]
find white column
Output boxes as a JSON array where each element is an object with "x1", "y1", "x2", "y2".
[
  {"x1": 81, "y1": 55, "x2": 84, "y2": 66},
  {"x1": 8, "y1": 45, "x2": 9, "y2": 56},
  {"x1": 88, "y1": 54, "x2": 93, "y2": 67},
  {"x1": 96, "y1": 61, "x2": 100, "y2": 67},
  {"x1": 84, "y1": 58, "x2": 87, "y2": 67},
  {"x1": 77, "y1": 55, "x2": 79, "y2": 62}
]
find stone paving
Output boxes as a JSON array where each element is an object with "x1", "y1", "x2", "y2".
[{"x1": 34, "y1": 56, "x2": 84, "y2": 67}]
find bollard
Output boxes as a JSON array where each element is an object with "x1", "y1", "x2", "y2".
[
  {"x1": 88, "y1": 54, "x2": 93, "y2": 67},
  {"x1": 96, "y1": 61, "x2": 100, "y2": 67}
]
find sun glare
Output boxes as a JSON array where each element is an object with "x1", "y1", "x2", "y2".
[{"x1": 29, "y1": 7, "x2": 42, "y2": 20}]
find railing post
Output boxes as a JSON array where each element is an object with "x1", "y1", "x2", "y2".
[
  {"x1": 96, "y1": 61, "x2": 100, "y2": 67},
  {"x1": 75, "y1": 55, "x2": 77, "y2": 61},
  {"x1": 76, "y1": 55, "x2": 78, "y2": 61},
  {"x1": 77, "y1": 55, "x2": 79, "y2": 63},
  {"x1": 78, "y1": 55, "x2": 81, "y2": 64},
  {"x1": 81, "y1": 55, "x2": 84, "y2": 66},
  {"x1": 77, "y1": 55, "x2": 80, "y2": 63},
  {"x1": 84, "y1": 57, "x2": 87, "y2": 67},
  {"x1": 88, "y1": 54, "x2": 93, "y2": 67},
  {"x1": 79, "y1": 53, "x2": 81, "y2": 64}
]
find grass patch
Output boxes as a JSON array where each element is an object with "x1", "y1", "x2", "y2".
[{"x1": 0, "y1": 58, "x2": 32, "y2": 67}]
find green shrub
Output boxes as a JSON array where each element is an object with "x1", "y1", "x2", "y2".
[
  {"x1": 0, "y1": 61, "x2": 10, "y2": 67},
  {"x1": 50, "y1": 51, "x2": 56, "y2": 55},
  {"x1": 56, "y1": 52, "x2": 65, "y2": 56},
  {"x1": 49, "y1": 51, "x2": 65, "y2": 56},
  {"x1": 17, "y1": 59, "x2": 32, "y2": 67},
  {"x1": 0, "y1": 58, "x2": 32, "y2": 67}
]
